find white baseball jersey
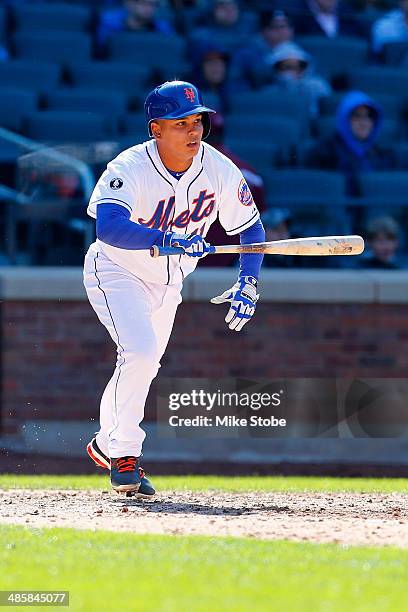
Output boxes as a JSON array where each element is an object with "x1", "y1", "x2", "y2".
[{"x1": 87, "y1": 139, "x2": 260, "y2": 285}]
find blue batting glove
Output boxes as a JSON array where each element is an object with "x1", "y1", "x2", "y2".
[
  {"x1": 210, "y1": 275, "x2": 259, "y2": 331},
  {"x1": 163, "y1": 231, "x2": 211, "y2": 258}
]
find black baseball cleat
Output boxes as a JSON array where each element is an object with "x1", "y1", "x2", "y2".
[
  {"x1": 110, "y1": 456, "x2": 155, "y2": 496},
  {"x1": 87, "y1": 437, "x2": 110, "y2": 470}
]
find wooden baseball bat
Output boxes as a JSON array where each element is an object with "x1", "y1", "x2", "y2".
[{"x1": 150, "y1": 235, "x2": 365, "y2": 258}]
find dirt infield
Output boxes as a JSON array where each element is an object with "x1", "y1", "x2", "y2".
[{"x1": 1, "y1": 489, "x2": 407, "y2": 547}]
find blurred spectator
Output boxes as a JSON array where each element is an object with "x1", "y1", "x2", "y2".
[
  {"x1": 170, "y1": 0, "x2": 208, "y2": 34},
  {"x1": 191, "y1": 0, "x2": 256, "y2": 53},
  {"x1": 306, "y1": 90, "x2": 395, "y2": 195},
  {"x1": 261, "y1": 208, "x2": 295, "y2": 268},
  {"x1": 98, "y1": 0, "x2": 174, "y2": 48},
  {"x1": 371, "y1": 0, "x2": 408, "y2": 54},
  {"x1": 292, "y1": 0, "x2": 364, "y2": 37},
  {"x1": 201, "y1": 112, "x2": 266, "y2": 267},
  {"x1": 359, "y1": 215, "x2": 406, "y2": 268},
  {"x1": 230, "y1": 10, "x2": 295, "y2": 89},
  {"x1": 268, "y1": 42, "x2": 332, "y2": 116},
  {"x1": 190, "y1": 42, "x2": 232, "y2": 113},
  {"x1": 260, "y1": 10, "x2": 295, "y2": 48}
]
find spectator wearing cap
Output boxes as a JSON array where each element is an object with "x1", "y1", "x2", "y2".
[
  {"x1": 230, "y1": 10, "x2": 295, "y2": 89},
  {"x1": 269, "y1": 42, "x2": 332, "y2": 116},
  {"x1": 292, "y1": 0, "x2": 364, "y2": 38},
  {"x1": 358, "y1": 216, "x2": 406, "y2": 268},
  {"x1": 98, "y1": 0, "x2": 174, "y2": 49},
  {"x1": 306, "y1": 90, "x2": 395, "y2": 196},
  {"x1": 191, "y1": 0, "x2": 257, "y2": 54},
  {"x1": 261, "y1": 209, "x2": 295, "y2": 268},
  {"x1": 372, "y1": 0, "x2": 408, "y2": 54},
  {"x1": 190, "y1": 42, "x2": 232, "y2": 113}
]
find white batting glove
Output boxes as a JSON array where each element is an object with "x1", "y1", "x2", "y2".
[{"x1": 210, "y1": 275, "x2": 259, "y2": 331}]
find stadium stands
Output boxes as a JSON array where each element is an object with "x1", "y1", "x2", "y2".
[
  {"x1": 23, "y1": 111, "x2": 113, "y2": 142},
  {"x1": 0, "y1": 61, "x2": 61, "y2": 95},
  {"x1": 13, "y1": 31, "x2": 93, "y2": 64},
  {"x1": 0, "y1": 0, "x2": 407, "y2": 266},
  {"x1": 298, "y1": 35, "x2": 368, "y2": 80},
  {"x1": 0, "y1": 88, "x2": 38, "y2": 132},
  {"x1": 12, "y1": 3, "x2": 92, "y2": 32}
]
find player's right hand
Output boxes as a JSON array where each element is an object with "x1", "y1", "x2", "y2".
[{"x1": 163, "y1": 231, "x2": 211, "y2": 258}]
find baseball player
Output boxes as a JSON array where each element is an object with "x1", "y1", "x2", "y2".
[{"x1": 84, "y1": 80, "x2": 265, "y2": 495}]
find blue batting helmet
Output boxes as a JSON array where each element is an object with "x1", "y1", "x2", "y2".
[{"x1": 144, "y1": 81, "x2": 216, "y2": 139}]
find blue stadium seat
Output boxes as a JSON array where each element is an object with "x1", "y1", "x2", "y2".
[
  {"x1": 0, "y1": 87, "x2": 38, "y2": 132},
  {"x1": 350, "y1": 67, "x2": 408, "y2": 97},
  {"x1": 122, "y1": 113, "x2": 150, "y2": 143},
  {"x1": 46, "y1": 88, "x2": 128, "y2": 117},
  {"x1": 12, "y1": 3, "x2": 91, "y2": 32},
  {"x1": 394, "y1": 142, "x2": 408, "y2": 169},
  {"x1": 225, "y1": 116, "x2": 301, "y2": 148},
  {"x1": 229, "y1": 88, "x2": 310, "y2": 137},
  {"x1": 359, "y1": 171, "x2": 408, "y2": 206},
  {"x1": 230, "y1": 89, "x2": 307, "y2": 117},
  {"x1": 68, "y1": 62, "x2": 149, "y2": 96},
  {"x1": 0, "y1": 5, "x2": 6, "y2": 40},
  {"x1": 298, "y1": 36, "x2": 368, "y2": 79},
  {"x1": 382, "y1": 41, "x2": 408, "y2": 65},
  {"x1": 24, "y1": 111, "x2": 113, "y2": 143},
  {"x1": 262, "y1": 169, "x2": 349, "y2": 235},
  {"x1": 0, "y1": 61, "x2": 61, "y2": 94},
  {"x1": 14, "y1": 32, "x2": 92, "y2": 64},
  {"x1": 224, "y1": 138, "x2": 279, "y2": 176},
  {"x1": 264, "y1": 170, "x2": 345, "y2": 205},
  {"x1": 109, "y1": 32, "x2": 185, "y2": 71}
]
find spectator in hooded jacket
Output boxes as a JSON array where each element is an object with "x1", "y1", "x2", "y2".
[
  {"x1": 306, "y1": 90, "x2": 395, "y2": 196},
  {"x1": 371, "y1": 0, "x2": 408, "y2": 54},
  {"x1": 268, "y1": 42, "x2": 332, "y2": 116}
]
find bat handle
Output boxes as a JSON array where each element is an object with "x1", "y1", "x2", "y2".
[{"x1": 150, "y1": 245, "x2": 216, "y2": 258}]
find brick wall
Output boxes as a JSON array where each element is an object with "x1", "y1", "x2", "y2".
[{"x1": 2, "y1": 296, "x2": 408, "y2": 434}]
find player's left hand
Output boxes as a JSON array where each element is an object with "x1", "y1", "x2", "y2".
[{"x1": 210, "y1": 275, "x2": 259, "y2": 332}]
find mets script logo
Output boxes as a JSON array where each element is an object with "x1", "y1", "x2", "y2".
[
  {"x1": 238, "y1": 179, "x2": 253, "y2": 206},
  {"x1": 138, "y1": 189, "x2": 215, "y2": 231},
  {"x1": 184, "y1": 87, "x2": 195, "y2": 102}
]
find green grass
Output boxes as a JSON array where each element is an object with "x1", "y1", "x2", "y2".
[
  {"x1": 1, "y1": 526, "x2": 407, "y2": 612},
  {"x1": 0, "y1": 474, "x2": 407, "y2": 493}
]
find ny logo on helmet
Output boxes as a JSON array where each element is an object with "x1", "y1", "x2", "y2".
[{"x1": 184, "y1": 88, "x2": 195, "y2": 102}]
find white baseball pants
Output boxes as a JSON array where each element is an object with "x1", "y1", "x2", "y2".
[{"x1": 83, "y1": 244, "x2": 182, "y2": 459}]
